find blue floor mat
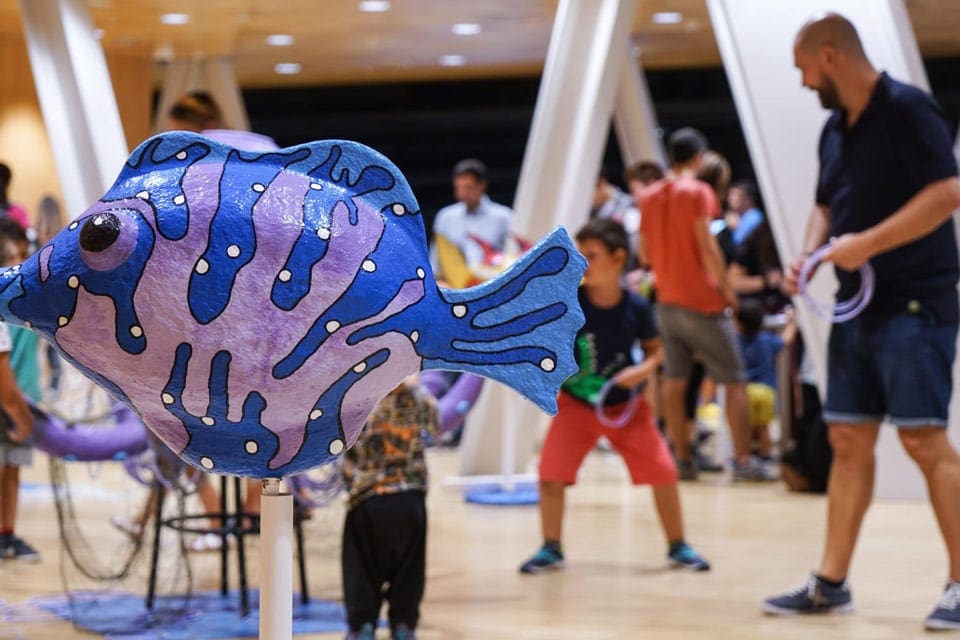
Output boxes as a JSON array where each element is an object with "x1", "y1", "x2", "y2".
[{"x1": 31, "y1": 589, "x2": 347, "y2": 638}]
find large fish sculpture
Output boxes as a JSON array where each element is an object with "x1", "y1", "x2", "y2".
[{"x1": 0, "y1": 132, "x2": 585, "y2": 477}]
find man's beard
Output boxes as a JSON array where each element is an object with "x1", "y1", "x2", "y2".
[{"x1": 817, "y1": 75, "x2": 842, "y2": 110}]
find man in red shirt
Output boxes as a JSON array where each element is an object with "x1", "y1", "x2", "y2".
[{"x1": 638, "y1": 127, "x2": 772, "y2": 481}]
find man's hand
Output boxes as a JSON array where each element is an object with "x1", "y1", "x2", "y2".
[
  {"x1": 784, "y1": 255, "x2": 810, "y2": 296},
  {"x1": 822, "y1": 232, "x2": 874, "y2": 271}
]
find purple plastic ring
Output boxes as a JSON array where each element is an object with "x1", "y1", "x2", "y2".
[
  {"x1": 594, "y1": 379, "x2": 640, "y2": 429},
  {"x1": 798, "y1": 244, "x2": 874, "y2": 323}
]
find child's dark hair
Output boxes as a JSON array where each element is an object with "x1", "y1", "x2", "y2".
[
  {"x1": 737, "y1": 298, "x2": 765, "y2": 336},
  {"x1": 169, "y1": 90, "x2": 222, "y2": 130},
  {"x1": 0, "y1": 217, "x2": 27, "y2": 264},
  {"x1": 668, "y1": 127, "x2": 708, "y2": 165},
  {"x1": 575, "y1": 217, "x2": 629, "y2": 255}
]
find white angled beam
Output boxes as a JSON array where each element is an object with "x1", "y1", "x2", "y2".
[
  {"x1": 512, "y1": 0, "x2": 640, "y2": 238},
  {"x1": 457, "y1": 0, "x2": 640, "y2": 481},
  {"x1": 19, "y1": 0, "x2": 128, "y2": 215},
  {"x1": 154, "y1": 57, "x2": 251, "y2": 133},
  {"x1": 614, "y1": 49, "x2": 666, "y2": 168}
]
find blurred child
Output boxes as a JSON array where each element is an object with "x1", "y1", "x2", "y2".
[
  {"x1": 341, "y1": 375, "x2": 438, "y2": 640},
  {"x1": 519, "y1": 218, "x2": 710, "y2": 575},
  {"x1": 0, "y1": 218, "x2": 40, "y2": 561},
  {"x1": 735, "y1": 300, "x2": 795, "y2": 462}
]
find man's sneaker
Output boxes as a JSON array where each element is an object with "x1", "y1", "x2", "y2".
[
  {"x1": 3, "y1": 536, "x2": 40, "y2": 562},
  {"x1": 733, "y1": 456, "x2": 778, "y2": 482},
  {"x1": 762, "y1": 573, "x2": 853, "y2": 615},
  {"x1": 345, "y1": 622, "x2": 376, "y2": 640},
  {"x1": 668, "y1": 541, "x2": 711, "y2": 571},
  {"x1": 519, "y1": 543, "x2": 564, "y2": 574},
  {"x1": 392, "y1": 623, "x2": 417, "y2": 640},
  {"x1": 925, "y1": 581, "x2": 960, "y2": 630}
]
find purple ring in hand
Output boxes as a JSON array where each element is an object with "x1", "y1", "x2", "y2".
[
  {"x1": 798, "y1": 244, "x2": 875, "y2": 323},
  {"x1": 594, "y1": 379, "x2": 640, "y2": 429}
]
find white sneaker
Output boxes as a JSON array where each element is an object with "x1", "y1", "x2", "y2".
[{"x1": 189, "y1": 532, "x2": 224, "y2": 552}]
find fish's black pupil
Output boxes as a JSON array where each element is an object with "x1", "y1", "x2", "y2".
[{"x1": 79, "y1": 212, "x2": 121, "y2": 252}]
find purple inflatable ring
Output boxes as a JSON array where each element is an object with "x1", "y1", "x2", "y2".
[
  {"x1": 29, "y1": 401, "x2": 148, "y2": 462},
  {"x1": 419, "y1": 370, "x2": 484, "y2": 435}
]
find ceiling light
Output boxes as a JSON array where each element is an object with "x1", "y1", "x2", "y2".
[
  {"x1": 93, "y1": 28, "x2": 105, "y2": 39},
  {"x1": 160, "y1": 13, "x2": 190, "y2": 25},
  {"x1": 439, "y1": 54, "x2": 466, "y2": 67},
  {"x1": 266, "y1": 34, "x2": 295, "y2": 46},
  {"x1": 358, "y1": 1, "x2": 390, "y2": 12},
  {"x1": 275, "y1": 62, "x2": 302, "y2": 75},
  {"x1": 652, "y1": 11, "x2": 683, "y2": 25},
  {"x1": 452, "y1": 23, "x2": 482, "y2": 36}
]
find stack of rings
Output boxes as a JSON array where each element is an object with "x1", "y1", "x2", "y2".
[{"x1": 798, "y1": 244, "x2": 875, "y2": 323}]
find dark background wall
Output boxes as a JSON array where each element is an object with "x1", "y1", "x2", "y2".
[{"x1": 244, "y1": 58, "x2": 960, "y2": 237}]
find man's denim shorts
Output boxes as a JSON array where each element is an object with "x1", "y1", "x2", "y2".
[{"x1": 825, "y1": 310, "x2": 958, "y2": 427}]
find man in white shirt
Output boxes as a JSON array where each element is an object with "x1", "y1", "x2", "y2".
[{"x1": 431, "y1": 159, "x2": 512, "y2": 287}]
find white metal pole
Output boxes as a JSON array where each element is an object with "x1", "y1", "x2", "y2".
[{"x1": 259, "y1": 478, "x2": 293, "y2": 640}]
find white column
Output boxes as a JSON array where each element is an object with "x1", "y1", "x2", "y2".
[
  {"x1": 204, "y1": 57, "x2": 251, "y2": 132},
  {"x1": 613, "y1": 49, "x2": 666, "y2": 168},
  {"x1": 18, "y1": 0, "x2": 128, "y2": 215},
  {"x1": 707, "y1": 0, "x2": 944, "y2": 500},
  {"x1": 259, "y1": 479, "x2": 293, "y2": 640},
  {"x1": 154, "y1": 57, "x2": 250, "y2": 133},
  {"x1": 457, "y1": 0, "x2": 640, "y2": 482}
]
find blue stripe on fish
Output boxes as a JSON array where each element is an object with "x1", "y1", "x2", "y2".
[
  {"x1": 103, "y1": 137, "x2": 211, "y2": 240},
  {"x1": 188, "y1": 148, "x2": 312, "y2": 325},
  {"x1": 419, "y1": 227, "x2": 586, "y2": 414}
]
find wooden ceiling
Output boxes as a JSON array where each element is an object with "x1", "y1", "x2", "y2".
[{"x1": 1, "y1": 0, "x2": 959, "y2": 88}]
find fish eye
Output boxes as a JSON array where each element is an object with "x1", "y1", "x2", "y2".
[
  {"x1": 79, "y1": 212, "x2": 122, "y2": 252},
  {"x1": 78, "y1": 209, "x2": 140, "y2": 272}
]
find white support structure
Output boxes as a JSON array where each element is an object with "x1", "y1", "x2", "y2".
[
  {"x1": 707, "y1": 0, "x2": 952, "y2": 499},
  {"x1": 259, "y1": 479, "x2": 293, "y2": 640},
  {"x1": 18, "y1": 0, "x2": 128, "y2": 216},
  {"x1": 154, "y1": 57, "x2": 250, "y2": 133},
  {"x1": 613, "y1": 49, "x2": 667, "y2": 169},
  {"x1": 457, "y1": 0, "x2": 640, "y2": 483}
]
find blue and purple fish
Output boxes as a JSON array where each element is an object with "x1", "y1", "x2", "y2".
[{"x1": 0, "y1": 132, "x2": 585, "y2": 477}]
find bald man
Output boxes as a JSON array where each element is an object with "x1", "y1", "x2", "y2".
[{"x1": 763, "y1": 14, "x2": 960, "y2": 629}]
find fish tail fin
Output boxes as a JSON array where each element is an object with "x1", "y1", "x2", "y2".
[{"x1": 422, "y1": 227, "x2": 585, "y2": 414}]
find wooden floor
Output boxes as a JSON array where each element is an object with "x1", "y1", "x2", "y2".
[{"x1": 0, "y1": 447, "x2": 951, "y2": 639}]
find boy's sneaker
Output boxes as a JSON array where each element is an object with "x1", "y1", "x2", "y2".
[
  {"x1": 925, "y1": 581, "x2": 960, "y2": 630},
  {"x1": 667, "y1": 541, "x2": 711, "y2": 571},
  {"x1": 392, "y1": 623, "x2": 417, "y2": 640},
  {"x1": 345, "y1": 622, "x2": 375, "y2": 640},
  {"x1": 519, "y1": 543, "x2": 564, "y2": 574},
  {"x1": 733, "y1": 456, "x2": 778, "y2": 482},
  {"x1": 762, "y1": 573, "x2": 853, "y2": 615},
  {"x1": 3, "y1": 536, "x2": 40, "y2": 562},
  {"x1": 677, "y1": 458, "x2": 699, "y2": 481}
]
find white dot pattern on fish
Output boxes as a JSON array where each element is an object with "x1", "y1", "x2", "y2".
[
  {"x1": 30, "y1": 135, "x2": 579, "y2": 477},
  {"x1": 53, "y1": 154, "x2": 426, "y2": 473}
]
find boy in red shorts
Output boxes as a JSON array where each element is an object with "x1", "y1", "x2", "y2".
[{"x1": 519, "y1": 218, "x2": 709, "y2": 574}]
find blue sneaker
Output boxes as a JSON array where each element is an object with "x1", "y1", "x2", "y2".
[
  {"x1": 2, "y1": 535, "x2": 39, "y2": 562},
  {"x1": 392, "y1": 623, "x2": 417, "y2": 640},
  {"x1": 345, "y1": 622, "x2": 375, "y2": 640},
  {"x1": 519, "y1": 543, "x2": 564, "y2": 574},
  {"x1": 925, "y1": 581, "x2": 960, "y2": 630},
  {"x1": 667, "y1": 542, "x2": 710, "y2": 571},
  {"x1": 763, "y1": 574, "x2": 853, "y2": 615}
]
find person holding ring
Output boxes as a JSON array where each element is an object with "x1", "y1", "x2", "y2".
[
  {"x1": 518, "y1": 218, "x2": 710, "y2": 575},
  {"x1": 765, "y1": 13, "x2": 960, "y2": 630}
]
